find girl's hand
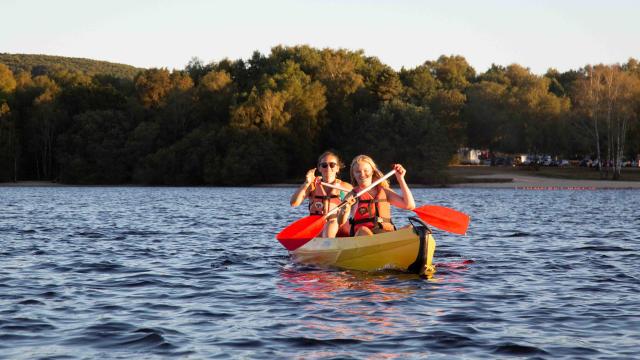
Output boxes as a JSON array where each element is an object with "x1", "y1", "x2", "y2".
[
  {"x1": 305, "y1": 168, "x2": 316, "y2": 184},
  {"x1": 393, "y1": 163, "x2": 407, "y2": 181},
  {"x1": 343, "y1": 193, "x2": 356, "y2": 206}
]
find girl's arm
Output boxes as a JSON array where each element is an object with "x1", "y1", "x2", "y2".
[
  {"x1": 290, "y1": 169, "x2": 316, "y2": 207},
  {"x1": 385, "y1": 164, "x2": 415, "y2": 210},
  {"x1": 338, "y1": 191, "x2": 356, "y2": 225}
]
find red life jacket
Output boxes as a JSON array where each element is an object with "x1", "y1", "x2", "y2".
[
  {"x1": 349, "y1": 186, "x2": 395, "y2": 235},
  {"x1": 308, "y1": 178, "x2": 344, "y2": 217}
]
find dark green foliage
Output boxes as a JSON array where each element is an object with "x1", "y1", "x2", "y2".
[
  {"x1": 340, "y1": 101, "x2": 450, "y2": 184},
  {"x1": 0, "y1": 114, "x2": 17, "y2": 182},
  {"x1": 58, "y1": 84, "x2": 129, "y2": 116},
  {"x1": 208, "y1": 128, "x2": 288, "y2": 185},
  {"x1": 57, "y1": 110, "x2": 132, "y2": 184},
  {"x1": 3, "y1": 50, "x2": 635, "y2": 185},
  {"x1": 133, "y1": 125, "x2": 212, "y2": 185},
  {"x1": 465, "y1": 65, "x2": 573, "y2": 156}
]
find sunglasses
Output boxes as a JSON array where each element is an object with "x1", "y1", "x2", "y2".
[{"x1": 319, "y1": 162, "x2": 338, "y2": 169}]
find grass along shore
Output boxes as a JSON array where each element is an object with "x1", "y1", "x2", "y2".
[{"x1": 446, "y1": 165, "x2": 640, "y2": 189}]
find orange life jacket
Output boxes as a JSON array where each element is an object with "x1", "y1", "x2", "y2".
[
  {"x1": 349, "y1": 186, "x2": 395, "y2": 235},
  {"x1": 308, "y1": 178, "x2": 344, "y2": 217}
]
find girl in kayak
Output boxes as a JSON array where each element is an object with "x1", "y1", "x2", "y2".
[
  {"x1": 290, "y1": 151, "x2": 353, "y2": 238},
  {"x1": 339, "y1": 155, "x2": 415, "y2": 236}
]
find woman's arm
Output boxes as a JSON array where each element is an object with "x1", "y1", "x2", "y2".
[{"x1": 290, "y1": 168, "x2": 316, "y2": 207}]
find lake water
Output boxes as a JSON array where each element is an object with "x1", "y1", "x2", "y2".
[{"x1": 1, "y1": 187, "x2": 639, "y2": 359}]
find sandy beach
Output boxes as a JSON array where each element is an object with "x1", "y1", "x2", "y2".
[{"x1": 451, "y1": 172, "x2": 640, "y2": 189}]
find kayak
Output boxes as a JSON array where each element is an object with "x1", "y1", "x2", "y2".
[{"x1": 290, "y1": 217, "x2": 436, "y2": 276}]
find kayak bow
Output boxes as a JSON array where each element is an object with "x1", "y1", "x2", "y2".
[{"x1": 289, "y1": 217, "x2": 436, "y2": 276}]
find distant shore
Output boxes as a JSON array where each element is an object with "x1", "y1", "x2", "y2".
[
  {"x1": 0, "y1": 181, "x2": 67, "y2": 187},
  {"x1": 446, "y1": 165, "x2": 640, "y2": 189},
  {"x1": 3, "y1": 167, "x2": 640, "y2": 189},
  {"x1": 449, "y1": 173, "x2": 640, "y2": 189}
]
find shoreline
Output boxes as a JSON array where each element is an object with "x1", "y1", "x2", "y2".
[
  {"x1": 448, "y1": 173, "x2": 640, "y2": 189},
  {"x1": 3, "y1": 176, "x2": 640, "y2": 189},
  {"x1": 0, "y1": 181, "x2": 67, "y2": 187}
]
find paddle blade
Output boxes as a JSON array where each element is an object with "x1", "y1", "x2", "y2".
[
  {"x1": 413, "y1": 205, "x2": 470, "y2": 235},
  {"x1": 276, "y1": 215, "x2": 325, "y2": 251}
]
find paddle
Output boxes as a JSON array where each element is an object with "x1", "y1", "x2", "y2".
[
  {"x1": 323, "y1": 182, "x2": 470, "y2": 235},
  {"x1": 277, "y1": 170, "x2": 397, "y2": 251},
  {"x1": 320, "y1": 181, "x2": 350, "y2": 191},
  {"x1": 413, "y1": 205, "x2": 470, "y2": 235}
]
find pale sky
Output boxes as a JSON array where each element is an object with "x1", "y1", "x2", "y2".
[{"x1": 2, "y1": 0, "x2": 639, "y2": 74}]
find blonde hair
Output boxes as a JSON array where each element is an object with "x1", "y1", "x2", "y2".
[{"x1": 350, "y1": 155, "x2": 389, "y2": 188}]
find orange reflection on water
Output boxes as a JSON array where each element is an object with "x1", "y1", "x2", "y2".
[
  {"x1": 293, "y1": 350, "x2": 423, "y2": 360},
  {"x1": 279, "y1": 268, "x2": 416, "y2": 302},
  {"x1": 430, "y1": 260, "x2": 474, "y2": 293},
  {"x1": 278, "y1": 268, "x2": 427, "y2": 341},
  {"x1": 277, "y1": 263, "x2": 473, "y2": 359}
]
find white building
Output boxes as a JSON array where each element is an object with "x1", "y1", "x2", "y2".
[{"x1": 458, "y1": 148, "x2": 482, "y2": 165}]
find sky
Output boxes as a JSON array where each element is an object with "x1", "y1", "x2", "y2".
[{"x1": 2, "y1": 0, "x2": 639, "y2": 74}]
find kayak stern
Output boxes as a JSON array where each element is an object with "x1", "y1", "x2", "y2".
[{"x1": 291, "y1": 218, "x2": 436, "y2": 276}]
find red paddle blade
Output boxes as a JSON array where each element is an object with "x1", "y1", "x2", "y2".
[
  {"x1": 413, "y1": 205, "x2": 470, "y2": 235},
  {"x1": 276, "y1": 215, "x2": 325, "y2": 251}
]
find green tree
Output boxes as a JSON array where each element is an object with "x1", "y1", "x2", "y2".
[
  {"x1": 315, "y1": 48, "x2": 365, "y2": 107},
  {"x1": 400, "y1": 65, "x2": 438, "y2": 106},
  {"x1": 464, "y1": 81, "x2": 509, "y2": 151},
  {"x1": 134, "y1": 68, "x2": 173, "y2": 108},
  {"x1": 427, "y1": 55, "x2": 476, "y2": 90},
  {"x1": 57, "y1": 110, "x2": 132, "y2": 183},
  {"x1": 573, "y1": 65, "x2": 640, "y2": 179},
  {"x1": 194, "y1": 70, "x2": 236, "y2": 126},
  {"x1": 431, "y1": 89, "x2": 467, "y2": 149},
  {"x1": 204, "y1": 127, "x2": 288, "y2": 185},
  {"x1": 0, "y1": 113, "x2": 17, "y2": 181},
  {"x1": 231, "y1": 61, "x2": 326, "y2": 133},
  {"x1": 0, "y1": 63, "x2": 17, "y2": 95},
  {"x1": 466, "y1": 64, "x2": 570, "y2": 157},
  {"x1": 342, "y1": 100, "x2": 450, "y2": 183}
]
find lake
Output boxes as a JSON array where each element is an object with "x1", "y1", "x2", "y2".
[{"x1": 1, "y1": 187, "x2": 639, "y2": 359}]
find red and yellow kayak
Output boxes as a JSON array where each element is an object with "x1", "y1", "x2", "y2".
[{"x1": 290, "y1": 217, "x2": 436, "y2": 276}]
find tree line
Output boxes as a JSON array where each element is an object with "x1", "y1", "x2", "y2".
[
  {"x1": 0, "y1": 53, "x2": 140, "y2": 79},
  {"x1": 1, "y1": 47, "x2": 639, "y2": 185}
]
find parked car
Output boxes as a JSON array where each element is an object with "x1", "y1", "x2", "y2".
[
  {"x1": 541, "y1": 155, "x2": 552, "y2": 166},
  {"x1": 558, "y1": 160, "x2": 570, "y2": 167}
]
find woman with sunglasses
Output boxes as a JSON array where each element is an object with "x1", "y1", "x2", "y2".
[
  {"x1": 338, "y1": 155, "x2": 415, "y2": 237},
  {"x1": 290, "y1": 151, "x2": 353, "y2": 238}
]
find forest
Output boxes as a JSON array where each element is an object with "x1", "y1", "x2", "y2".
[{"x1": 1, "y1": 48, "x2": 639, "y2": 185}]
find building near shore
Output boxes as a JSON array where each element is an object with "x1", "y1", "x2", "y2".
[{"x1": 457, "y1": 148, "x2": 483, "y2": 165}]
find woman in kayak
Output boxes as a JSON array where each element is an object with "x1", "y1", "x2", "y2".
[
  {"x1": 290, "y1": 151, "x2": 353, "y2": 238},
  {"x1": 339, "y1": 155, "x2": 415, "y2": 236}
]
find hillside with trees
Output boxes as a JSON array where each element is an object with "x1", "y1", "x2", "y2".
[
  {"x1": 0, "y1": 48, "x2": 639, "y2": 185},
  {"x1": 0, "y1": 53, "x2": 141, "y2": 79}
]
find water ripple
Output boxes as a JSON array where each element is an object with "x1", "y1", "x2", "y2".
[{"x1": 0, "y1": 187, "x2": 638, "y2": 358}]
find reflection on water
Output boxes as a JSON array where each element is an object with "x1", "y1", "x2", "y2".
[
  {"x1": 277, "y1": 266, "x2": 424, "y2": 359},
  {"x1": 279, "y1": 267, "x2": 417, "y2": 300},
  {"x1": 277, "y1": 261, "x2": 479, "y2": 344}
]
